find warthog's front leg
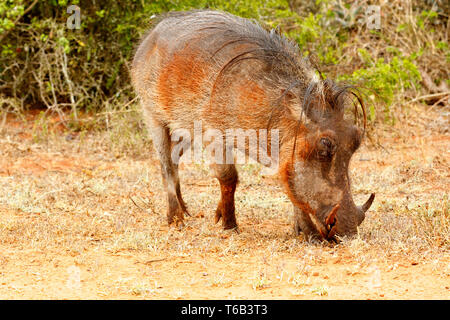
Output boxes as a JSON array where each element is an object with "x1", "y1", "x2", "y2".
[{"x1": 212, "y1": 163, "x2": 238, "y2": 230}]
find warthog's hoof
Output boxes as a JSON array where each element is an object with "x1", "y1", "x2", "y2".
[
  {"x1": 167, "y1": 206, "x2": 189, "y2": 228},
  {"x1": 215, "y1": 206, "x2": 238, "y2": 230}
]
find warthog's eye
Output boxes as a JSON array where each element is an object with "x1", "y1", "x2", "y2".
[{"x1": 317, "y1": 137, "x2": 336, "y2": 161}]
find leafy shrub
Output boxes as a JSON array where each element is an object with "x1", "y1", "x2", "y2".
[
  {"x1": 0, "y1": 0, "x2": 447, "y2": 126},
  {"x1": 0, "y1": 0, "x2": 291, "y2": 114},
  {"x1": 0, "y1": 0, "x2": 24, "y2": 34},
  {"x1": 339, "y1": 48, "x2": 422, "y2": 116}
]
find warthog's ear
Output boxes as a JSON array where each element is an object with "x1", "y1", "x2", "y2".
[
  {"x1": 267, "y1": 88, "x2": 302, "y2": 129},
  {"x1": 278, "y1": 88, "x2": 319, "y2": 124},
  {"x1": 298, "y1": 81, "x2": 334, "y2": 124}
]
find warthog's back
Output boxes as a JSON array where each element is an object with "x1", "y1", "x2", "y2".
[{"x1": 131, "y1": 10, "x2": 315, "y2": 133}]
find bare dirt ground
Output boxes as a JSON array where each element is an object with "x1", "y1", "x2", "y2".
[{"x1": 0, "y1": 103, "x2": 448, "y2": 299}]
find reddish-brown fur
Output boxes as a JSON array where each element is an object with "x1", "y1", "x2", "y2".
[
  {"x1": 158, "y1": 50, "x2": 207, "y2": 110},
  {"x1": 215, "y1": 182, "x2": 238, "y2": 229},
  {"x1": 131, "y1": 10, "x2": 374, "y2": 240}
]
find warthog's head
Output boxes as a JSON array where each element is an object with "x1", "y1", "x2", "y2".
[{"x1": 279, "y1": 79, "x2": 375, "y2": 241}]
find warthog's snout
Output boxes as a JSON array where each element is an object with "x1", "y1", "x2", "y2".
[{"x1": 321, "y1": 193, "x2": 376, "y2": 241}]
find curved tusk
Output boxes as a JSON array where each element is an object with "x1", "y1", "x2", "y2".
[
  {"x1": 325, "y1": 204, "x2": 340, "y2": 226},
  {"x1": 307, "y1": 203, "x2": 340, "y2": 240},
  {"x1": 307, "y1": 212, "x2": 328, "y2": 239},
  {"x1": 359, "y1": 193, "x2": 375, "y2": 213},
  {"x1": 327, "y1": 224, "x2": 338, "y2": 240}
]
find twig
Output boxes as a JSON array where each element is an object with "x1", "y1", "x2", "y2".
[
  {"x1": 0, "y1": 0, "x2": 38, "y2": 43},
  {"x1": 142, "y1": 258, "x2": 167, "y2": 265},
  {"x1": 129, "y1": 195, "x2": 146, "y2": 212},
  {"x1": 97, "y1": 97, "x2": 139, "y2": 116},
  {"x1": 431, "y1": 96, "x2": 449, "y2": 108},
  {"x1": 409, "y1": 92, "x2": 450, "y2": 103},
  {"x1": 61, "y1": 50, "x2": 77, "y2": 120}
]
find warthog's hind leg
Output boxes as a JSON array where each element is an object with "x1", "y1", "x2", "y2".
[{"x1": 150, "y1": 119, "x2": 188, "y2": 226}]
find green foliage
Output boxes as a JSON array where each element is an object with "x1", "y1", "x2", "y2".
[
  {"x1": 0, "y1": 0, "x2": 292, "y2": 113},
  {"x1": 288, "y1": 13, "x2": 324, "y2": 50},
  {"x1": 416, "y1": 9, "x2": 438, "y2": 29},
  {"x1": 0, "y1": 0, "x2": 24, "y2": 34},
  {"x1": 339, "y1": 48, "x2": 422, "y2": 120},
  {"x1": 0, "y1": 0, "x2": 446, "y2": 126},
  {"x1": 282, "y1": 2, "x2": 350, "y2": 66}
]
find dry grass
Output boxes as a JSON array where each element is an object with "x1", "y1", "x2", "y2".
[
  {"x1": 0, "y1": 102, "x2": 448, "y2": 299},
  {"x1": 1, "y1": 0, "x2": 448, "y2": 299}
]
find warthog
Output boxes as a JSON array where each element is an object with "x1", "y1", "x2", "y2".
[{"x1": 131, "y1": 10, "x2": 375, "y2": 240}]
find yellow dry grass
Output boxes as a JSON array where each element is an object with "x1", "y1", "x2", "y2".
[{"x1": 0, "y1": 103, "x2": 448, "y2": 299}]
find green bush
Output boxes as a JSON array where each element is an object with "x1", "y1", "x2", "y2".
[
  {"x1": 0, "y1": 0, "x2": 291, "y2": 114},
  {"x1": 339, "y1": 48, "x2": 422, "y2": 120},
  {"x1": 0, "y1": 0, "x2": 445, "y2": 126}
]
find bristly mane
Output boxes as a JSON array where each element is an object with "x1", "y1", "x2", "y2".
[
  {"x1": 184, "y1": 10, "x2": 367, "y2": 132},
  {"x1": 150, "y1": 10, "x2": 367, "y2": 134}
]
